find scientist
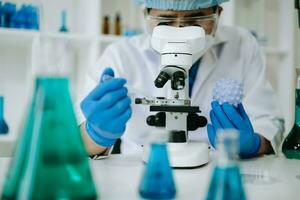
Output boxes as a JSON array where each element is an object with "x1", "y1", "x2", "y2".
[{"x1": 78, "y1": 0, "x2": 284, "y2": 158}]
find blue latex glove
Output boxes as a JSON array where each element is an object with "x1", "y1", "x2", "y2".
[
  {"x1": 80, "y1": 68, "x2": 132, "y2": 147},
  {"x1": 207, "y1": 101, "x2": 261, "y2": 158}
]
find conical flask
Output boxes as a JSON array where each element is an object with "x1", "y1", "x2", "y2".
[
  {"x1": 205, "y1": 130, "x2": 246, "y2": 200},
  {"x1": 282, "y1": 79, "x2": 300, "y2": 159},
  {"x1": 0, "y1": 96, "x2": 9, "y2": 134},
  {"x1": 0, "y1": 73, "x2": 9, "y2": 134},
  {"x1": 20, "y1": 77, "x2": 97, "y2": 199},
  {"x1": 1, "y1": 38, "x2": 97, "y2": 199},
  {"x1": 139, "y1": 131, "x2": 176, "y2": 199},
  {"x1": 1, "y1": 80, "x2": 40, "y2": 199}
]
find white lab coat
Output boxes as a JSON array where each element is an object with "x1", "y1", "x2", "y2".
[{"x1": 77, "y1": 26, "x2": 284, "y2": 155}]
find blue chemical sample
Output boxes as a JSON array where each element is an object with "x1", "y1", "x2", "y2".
[
  {"x1": 205, "y1": 130, "x2": 246, "y2": 200},
  {"x1": 6, "y1": 4, "x2": 39, "y2": 30},
  {"x1": 10, "y1": 6, "x2": 25, "y2": 29},
  {"x1": 59, "y1": 10, "x2": 68, "y2": 32},
  {"x1": 206, "y1": 165, "x2": 246, "y2": 200},
  {"x1": 27, "y1": 6, "x2": 39, "y2": 30},
  {"x1": 0, "y1": 1, "x2": 2, "y2": 27},
  {"x1": 139, "y1": 143, "x2": 176, "y2": 199},
  {"x1": 2, "y1": 2, "x2": 16, "y2": 28},
  {"x1": 0, "y1": 96, "x2": 9, "y2": 134}
]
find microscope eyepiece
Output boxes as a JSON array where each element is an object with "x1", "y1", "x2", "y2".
[
  {"x1": 172, "y1": 71, "x2": 185, "y2": 90},
  {"x1": 155, "y1": 71, "x2": 170, "y2": 88}
]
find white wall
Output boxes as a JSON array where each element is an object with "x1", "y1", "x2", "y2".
[{"x1": 294, "y1": 12, "x2": 300, "y2": 68}]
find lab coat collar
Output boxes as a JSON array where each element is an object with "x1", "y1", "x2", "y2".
[
  {"x1": 213, "y1": 25, "x2": 229, "y2": 46},
  {"x1": 205, "y1": 25, "x2": 230, "y2": 65},
  {"x1": 190, "y1": 26, "x2": 230, "y2": 100}
]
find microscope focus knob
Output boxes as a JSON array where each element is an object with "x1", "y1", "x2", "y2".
[
  {"x1": 187, "y1": 113, "x2": 208, "y2": 131},
  {"x1": 146, "y1": 112, "x2": 166, "y2": 127}
]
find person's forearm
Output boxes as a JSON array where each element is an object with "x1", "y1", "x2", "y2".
[
  {"x1": 80, "y1": 122, "x2": 108, "y2": 156},
  {"x1": 257, "y1": 135, "x2": 274, "y2": 156}
]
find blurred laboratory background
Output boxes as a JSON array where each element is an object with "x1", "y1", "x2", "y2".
[{"x1": 0, "y1": 0, "x2": 298, "y2": 155}]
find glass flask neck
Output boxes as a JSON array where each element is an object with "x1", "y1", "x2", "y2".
[
  {"x1": 217, "y1": 143, "x2": 238, "y2": 167},
  {"x1": 295, "y1": 89, "x2": 300, "y2": 126},
  {"x1": 216, "y1": 130, "x2": 239, "y2": 167},
  {"x1": 0, "y1": 96, "x2": 3, "y2": 118},
  {"x1": 34, "y1": 37, "x2": 71, "y2": 77},
  {"x1": 35, "y1": 77, "x2": 69, "y2": 88}
]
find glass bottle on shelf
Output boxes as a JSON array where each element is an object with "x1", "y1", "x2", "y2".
[
  {"x1": 59, "y1": 10, "x2": 69, "y2": 32},
  {"x1": 102, "y1": 15, "x2": 110, "y2": 34},
  {"x1": 114, "y1": 13, "x2": 122, "y2": 35},
  {"x1": 282, "y1": 78, "x2": 300, "y2": 159},
  {"x1": 1, "y1": 37, "x2": 97, "y2": 200},
  {"x1": 139, "y1": 130, "x2": 176, "y2": 200},
  {"x1": 205, "y1": 129, "x2": 246, "y2": 200},
  {"x1": 2, "y1": 2, "x2": 16, "y2": 28}
]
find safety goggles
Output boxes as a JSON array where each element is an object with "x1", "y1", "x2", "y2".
[{"x1": 145, "y1": 13, "x2": 219, "y2": 35}]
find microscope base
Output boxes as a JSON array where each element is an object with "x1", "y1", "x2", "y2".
[{"x1": 143, "y1": 141, "x2": 209, "y2": 168}]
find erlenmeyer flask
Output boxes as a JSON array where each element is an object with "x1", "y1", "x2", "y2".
[
  {"x1": 1, "y1": 80, "x2": 39, "y2": 199},
  {"x1": 1, "y1": 37, "x2": 97, "y2": 199},
  {"x1": 139, "y1": 131, "x2": 176, "y2": 199},
  {"x1": 282, "y1": 79, "x2": 300, "y2": 159},
  {"x1": 18, "y1": 77, "x2": 97, "y2": 199},
  {"x1": 205, "y1": 130, "x2": 246, "y2": 200},
  {"x1": 0, "y1": 96, "x2": 9, "y2": 134}
]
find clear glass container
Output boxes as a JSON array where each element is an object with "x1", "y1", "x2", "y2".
[
  {"x1": 282, "y1": 78, "x2": 300, "y2": 159},
  {"x1": 205, "y1": 130, "x2": 246, "y2": 200},
  {"x1": 1, "y1": 37, "x2": 97, "y2": 199},
  {"x1": 139, "y1": 130, "x2": 176, "y2": 200}
]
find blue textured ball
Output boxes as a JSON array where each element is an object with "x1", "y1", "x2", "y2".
[{"x1": 212, "y1": 79, "x2": 244, "y2": 107}]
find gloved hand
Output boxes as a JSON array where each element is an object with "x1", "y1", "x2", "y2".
[
  {"x1": 207, "y1": 101, "x2": 261, "y2": 158},
  {"x1": 80, "y1": 68, "x2": 132, "y2": 147}
]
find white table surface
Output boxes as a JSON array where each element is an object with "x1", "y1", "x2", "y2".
[{"x1": 0, "y1": 154, "x2": 300, "y2": 200}]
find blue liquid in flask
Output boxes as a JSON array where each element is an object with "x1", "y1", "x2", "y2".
[
  {"x1": 139, "y1": 143, "x2": 176, "y2": 200},
  {"x1": 206, "y1": 130, "x2": 246, "y2": 200},
  {"x1": 206, "y1": 165, "x2": 246, "y2": 200},
  {"x1": 0, "y1": 96, "x2": 9, "y2": 134}
]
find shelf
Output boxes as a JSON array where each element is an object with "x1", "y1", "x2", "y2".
[
  {"x1": 98, "y1": 34, "x2": 125, "y2": 43},
  {"x1": 0, "y1": 28, "x2": 94, "y2": 48},
  {"x1": 0, "y1": 28, "x2": 38, "y2": 47},
  {"x1": 41, "y1": 32, "x2": 94, "y2": 48},
  {"x1": 43, "y1": 32, "x2": 92, "y2": 41}
]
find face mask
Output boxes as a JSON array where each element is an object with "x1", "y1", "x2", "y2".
[{"x1": 192, "y1": 35, "x2": 215, "y2": 63}]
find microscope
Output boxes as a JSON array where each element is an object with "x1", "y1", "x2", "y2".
[{"x1": 136, "y1": 26, "x2": 209, "y2": 168}]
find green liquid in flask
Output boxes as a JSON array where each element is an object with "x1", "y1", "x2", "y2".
[
  {"x1": 1, "y1": 77, "x2": 97, "y2": 200},
  {"x1": 282, "y1": 89, "x2": 300, "y2": 159},
  {"x1": 1, "y1": 80, "x2": 40, "y2": 199}
]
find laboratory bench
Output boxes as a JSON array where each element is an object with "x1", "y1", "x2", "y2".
[{"x1": 0, "y1": 153, "x2": 299, "y2": 200}]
